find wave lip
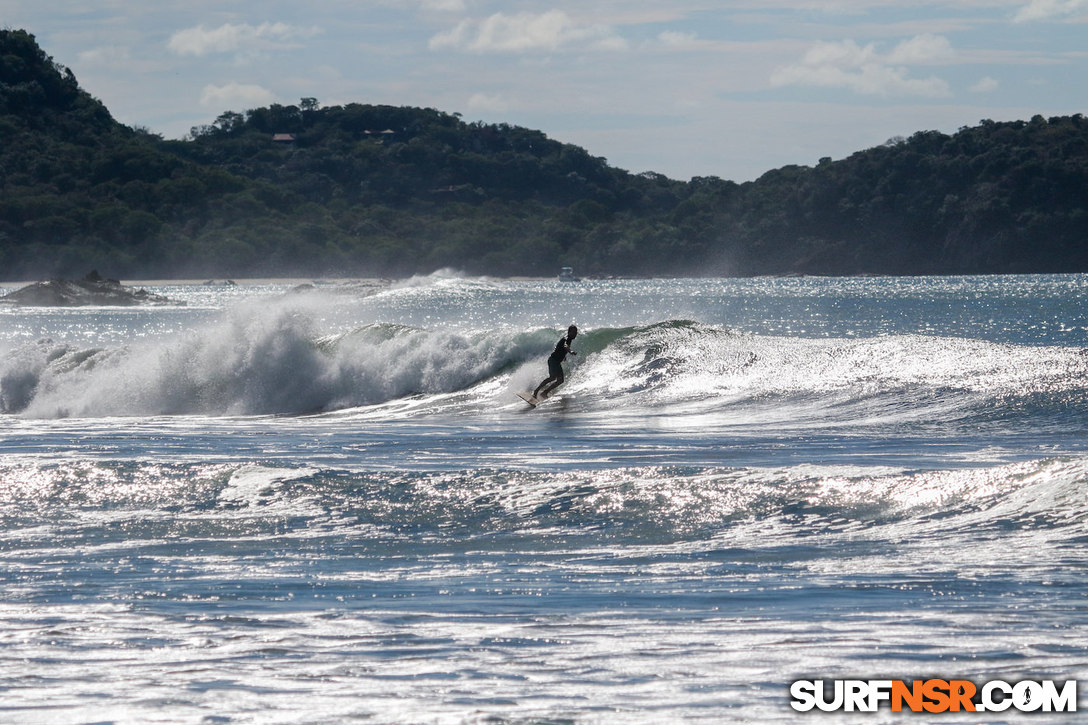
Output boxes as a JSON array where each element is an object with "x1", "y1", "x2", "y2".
[{"x1": 0, "y1": 306, "x2": 549, "y2": 417}]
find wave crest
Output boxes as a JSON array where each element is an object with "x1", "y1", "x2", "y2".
[{"x1": 3, "y1": 309, "x2": 1086, "y2": 420}]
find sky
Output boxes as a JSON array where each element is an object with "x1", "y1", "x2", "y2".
[{"x1": 2, "y1": 0, "x2": 1086, "y2": 181}]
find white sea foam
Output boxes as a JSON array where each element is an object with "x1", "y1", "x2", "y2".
[
  {"x1": 217, "y1": 464, "x2": 321, "y2": 507},
  {"x1": 4, "y1": 277, "x2": 1088, "y2": 724},
  {"x1": 1, "y1": 300, "x2": 545, "y2": 417},
  {"x1": 3, "y1": 304, "x2": 1086, "y2": 422}
]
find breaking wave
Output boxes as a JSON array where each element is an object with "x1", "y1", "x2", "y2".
[
  {"x1": 2, "y1": 301, "x2": 1086, "y2": 422},
  {"x1": 4, "y1": 456, "x2": 1087, "y2": 550}
]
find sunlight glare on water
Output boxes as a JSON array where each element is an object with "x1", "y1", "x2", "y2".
[{"x1": 1, "y1": 275, "x2": 1088, "y2": 722}]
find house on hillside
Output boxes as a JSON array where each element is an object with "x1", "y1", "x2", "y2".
[
  {"x1": 364, "y1": 129, "x2": 397, "y2": 142},
  {"x1": 272, "y1": 133, "x2": 297, "y2": 144}
]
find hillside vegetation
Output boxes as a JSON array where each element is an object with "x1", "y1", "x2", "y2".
[{"x1": 2, "y1": 29, "x2": 1087, "y2": 279}]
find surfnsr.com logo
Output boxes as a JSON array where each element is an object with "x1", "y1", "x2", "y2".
[{"x1": 790, "y1": 679, "x2": 1078, "y2": 714}]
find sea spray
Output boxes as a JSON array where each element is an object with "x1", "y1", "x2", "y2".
[
  {"x1": 4, "y1": 307, "x2": 1088, "y2": 423},
  {"x1": 1, "y1": 297, "x2": 554, "y2": 417},
  {"x1": 4, "y1": 276, "x2": 1088, "y2": 723}
]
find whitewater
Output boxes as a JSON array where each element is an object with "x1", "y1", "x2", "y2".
[{"x1": 1, "y1": 273, "x2": 1087, "y2": 723}]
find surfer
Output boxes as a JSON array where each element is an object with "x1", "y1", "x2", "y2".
[{"x1": 533, "y1": 325, "x2": 578, "y2": 400}]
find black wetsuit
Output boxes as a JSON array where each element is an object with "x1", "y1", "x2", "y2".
[{"x1": 548, "y1": 336, "x2": 570, "y2": 378}]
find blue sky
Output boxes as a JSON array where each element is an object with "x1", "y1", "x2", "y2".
[{"x1": 3, "y1": 1, "x2": 1086, "y2": 181}]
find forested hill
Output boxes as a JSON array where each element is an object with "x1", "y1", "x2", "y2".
[{"x1": 2, "y1": 28, "x2": 1087, "y2": 280}]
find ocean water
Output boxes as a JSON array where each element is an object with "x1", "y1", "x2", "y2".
[{"x1": 1, "y1": 273, "x2": 1087, "y2": 723}]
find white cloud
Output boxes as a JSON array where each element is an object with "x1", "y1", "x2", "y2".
[
  {"x1": 771, "y1": 36, "x2": 953, "y2": 98},
  {"x1": 78, "y1": 46, "x2": 131, "y2": 67},
  {"x1": 420, "y1": 0, "x2": 466, "y2": 11},
  {"x1": 658, "y1": 31, "x2": 699, "y2": 49},
  {"x1": 199, "y1": 82, "x2": 277, "y2": 110},
  {"x1": 168, "y1": 22, "x2": 321, "y2": 57},
  {"x1": 1014, "y1": 0, "x2": 1088, "y2": 22},
  {"x1": 970, "y1": 76, "x2": 1000, "y2": 92},
  {"x1": 798, "y1": 38, "x2": 874, "y2": 68},
  {"x1": 429, "y1": 10, "x2": 627, "y2": 53},
  {"x1": 467, "y1": 92, "x2": 509, "y2": 113},
  {"x1": 886, "y1": 33, "x2": 954, "y2": 65}
]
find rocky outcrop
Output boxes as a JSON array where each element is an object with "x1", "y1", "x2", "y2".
[{"x1": 0, "y1": 271, "x2": 182, "y2": 307}]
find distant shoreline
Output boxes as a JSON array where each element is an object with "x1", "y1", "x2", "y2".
[
  {"x1": 0, "y1": 276, "x2": 558, "y2": 289},
  {"x1": 4, "y1": 271, "x2": 1088, "y2": 292}
]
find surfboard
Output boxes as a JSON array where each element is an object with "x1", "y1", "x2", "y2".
[{"x1": 516, "y1": 391, "x2": 539, "y2": 407}]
